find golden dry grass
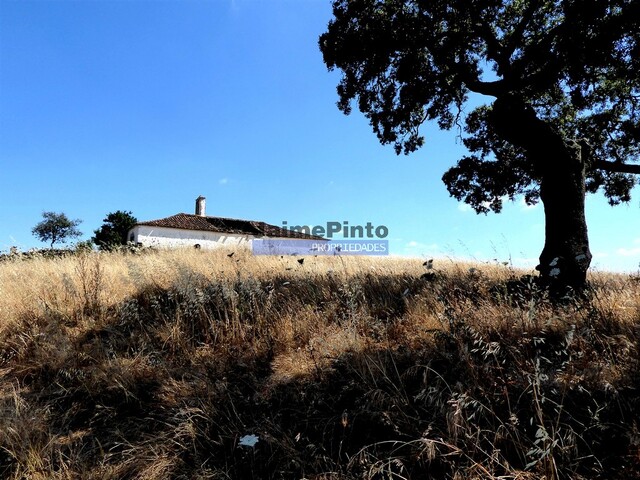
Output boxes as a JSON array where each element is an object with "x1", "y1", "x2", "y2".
[
  {"x1": 0, "y1": 247, "x2": 639, "y2": 479},
  {"x1": 0, "y1": 247, "x2": 527, "y2": 327}
]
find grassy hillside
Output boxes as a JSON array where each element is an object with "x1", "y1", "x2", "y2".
[{"x1": 0, "y1": 249, "x2": 639, "y2": 479}]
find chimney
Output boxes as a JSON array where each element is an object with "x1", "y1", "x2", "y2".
[{"x1": 195, "y1": 196, "x2": 206, "y2": 216}]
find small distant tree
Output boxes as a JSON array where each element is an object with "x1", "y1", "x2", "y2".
[
  {"x1": 92, "y1": 211, "x2": 138, "y2": 251},
  {"x1": 32, "y1": 212, "x2": 83, "y2": 248}
]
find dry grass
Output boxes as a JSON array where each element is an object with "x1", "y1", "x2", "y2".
[{"x1": 0, "y1": 247, "x2": 639, "y2": 479}]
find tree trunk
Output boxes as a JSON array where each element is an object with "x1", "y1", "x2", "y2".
[
  {"x1": 490, "y1": 95, "x2": 592, "y2": 292},
  {"x1": 536, "y1": 139, "x2": 592, "y2": 291}
]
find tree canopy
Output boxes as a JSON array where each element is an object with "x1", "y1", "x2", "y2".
[
  {"x1": 320, "y1": 0, "x2": 639, "y2": 288},
  {"x1": 92, "y1": 211, "x2": 138, "y2": 251},
  {"x1": 320, "y1": 0, "x2": 639, "y2": 212},
  {"x1": 32, "y1": 212, "x2": 83, "y2": 248}
]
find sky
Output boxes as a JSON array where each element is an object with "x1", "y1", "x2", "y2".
[{"x1": 0, "y1": 0, "x2": 638, "y2": 273}]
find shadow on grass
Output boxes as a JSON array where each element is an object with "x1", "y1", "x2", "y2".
[{"x1": 1, "y1": 271, "x2": 639, "y2": 479}]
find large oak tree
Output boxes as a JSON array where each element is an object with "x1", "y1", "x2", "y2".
[{"x1": 320, "y1": 0, "x2": 639, "y2": 289}]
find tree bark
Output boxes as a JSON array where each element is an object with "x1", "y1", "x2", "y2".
[
  {"x1": 536, "y1": 139, "x2": 592, "y2": 291},
  {"x1": 490, "y1": 95, "x2": 592, "y2": 291}
]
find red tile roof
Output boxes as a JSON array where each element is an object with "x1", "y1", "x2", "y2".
[{"x1": 136, "y1": 213, "x2": 325, "y2": 240}]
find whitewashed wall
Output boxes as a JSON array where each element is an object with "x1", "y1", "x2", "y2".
[{"x1": 129, "y1": 225, "x2": 253, "y2": 250}]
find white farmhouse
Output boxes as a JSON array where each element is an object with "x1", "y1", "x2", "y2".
[{"x1": 128, "y1": 196, "x2": 323, "y2": 249}]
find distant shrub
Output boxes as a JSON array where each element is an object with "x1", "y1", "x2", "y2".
[{"x1": 92, "y1": 211, "x2": 138, "y2": 251}]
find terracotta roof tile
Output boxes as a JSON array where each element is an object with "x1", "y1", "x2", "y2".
[{"x1": 136, "y1": 213, "x2": 325, "y2": 240}]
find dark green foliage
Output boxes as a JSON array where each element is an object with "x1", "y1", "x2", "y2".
[
  {"x1": 92, "y1": 210, "x2": 137, "y2": 251},
  {"x1": 320, "y1": 0, "x2": 639, "y2": 210},
  {"x1": 31, "y1": 211, "x2": 82, "y2": 248}
]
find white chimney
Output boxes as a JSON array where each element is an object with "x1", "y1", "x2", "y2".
[{"x1": 195, "y1": 196, "x2": 206, "y2": 216}]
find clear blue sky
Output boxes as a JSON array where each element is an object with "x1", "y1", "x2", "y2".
[{"x1": 1, "y1": 0, "x2": 638, "y2": 272}]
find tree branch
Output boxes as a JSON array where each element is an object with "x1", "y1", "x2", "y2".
[
  {"x1": 508, "y1": 20, "x2": 566, "y2": 93},
  {"x1": 463, "y1": 78, "x2": 507, "y2": 97},
  {"x1": 594, "y1": 160, "x2": 640, "y2": 175},
  {"x1": 473, "y1": 22, "x2": 510, "y2": 76},
  {"x1": 503, "y1": 0, "x2": 542, "y2": 61}
]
